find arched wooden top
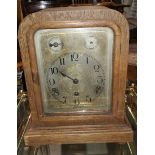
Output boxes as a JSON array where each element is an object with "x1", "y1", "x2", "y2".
[{"x1": 18, "y1": 6, "x2": 129, "y2": 40}]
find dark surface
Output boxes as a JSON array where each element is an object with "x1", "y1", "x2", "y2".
[{"x1": 21, "y1": 0, "x2": 72, "y2": 16}]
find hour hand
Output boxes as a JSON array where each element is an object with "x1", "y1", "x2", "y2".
[
  {"x1": 59, "y1": 71, "x2": 78, "y2": 84},
  {"x1": 59, "y1": 71, "x2": 67, "y2": 77}
]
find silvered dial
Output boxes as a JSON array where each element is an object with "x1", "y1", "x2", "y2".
[
  {"x1": 48, "y1": 37, "x2": 63, "y2": 51},
  {"x1": 46, "y1": 52, "x2": 105, "y2": 105},
  {"x1": 85, "y1": 36, "x2": 98, "y2": 49}
]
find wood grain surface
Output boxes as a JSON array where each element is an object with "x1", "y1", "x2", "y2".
[{"x1": 18, "y1": 6, "x2": 133, "y2": 146}]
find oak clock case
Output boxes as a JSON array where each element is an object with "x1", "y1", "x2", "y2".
[
  {"x1": 18, "y1": 6, "x2": 133, "y2": 145},
  {"x1": 34, "y1": 27, "x2": 113, "y2": 114}
]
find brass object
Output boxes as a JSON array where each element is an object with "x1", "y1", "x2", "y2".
[{"x1": 126, "y1": 82, "x2": 137, "y2": 118}]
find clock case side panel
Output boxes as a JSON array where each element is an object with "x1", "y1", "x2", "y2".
[
  {"x1": 18, "y1": 6, "x2": 129, "y2": 127},
  {"x1": 18, "y1": 15, "x2": 40, "y2": 127}
]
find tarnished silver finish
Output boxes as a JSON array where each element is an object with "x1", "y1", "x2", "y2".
[{"x1": 34, "y1": 27, "x2": 113, "y2": 113}]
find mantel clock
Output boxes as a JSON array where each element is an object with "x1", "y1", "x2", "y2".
[{"x1": 18, "y1": 6, "x2": 133, "y2": 146}]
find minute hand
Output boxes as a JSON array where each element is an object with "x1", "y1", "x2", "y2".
[{"x1": 59, "y1": 71, "x2": 79, "y2": 84}]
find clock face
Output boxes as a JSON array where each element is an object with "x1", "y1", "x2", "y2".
[
  {"x1": 34, "y1": 27, "x2": 113, "y2": 114},
  {"x1": 46, "y1": 53, "x2": 105, "y2": 104}
]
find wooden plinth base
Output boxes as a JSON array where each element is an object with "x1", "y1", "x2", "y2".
[{"x1": 24, "y1": 118, "x2": 133, "y2": 146}]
